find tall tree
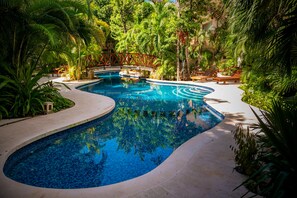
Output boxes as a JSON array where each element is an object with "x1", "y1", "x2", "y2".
[
  {"x1": 93, "y1": 0, "x2": 113, "y2": 24},
  {"x1": 176, "y1": 0, "x2": 181, "y2": 81},
  {"x1": 175, "y1": 0, "x2": 213, "y2": 80},
  {"x1": 110, "y1": 0, "x2": 144, "y2": 52}
]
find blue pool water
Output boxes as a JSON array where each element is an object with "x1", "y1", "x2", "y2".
[{"x1": 3, "y1": 73, "x2": 223, "y2": 189}]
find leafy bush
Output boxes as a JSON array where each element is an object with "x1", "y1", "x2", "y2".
[
  {"x1": 230, "y1": 124, "x2": 259, "y2": 176},
  {"x1": 240, "y1": 69, "x2": 282, "y2": 111},
  {"x1": 151, "y1": 60, "x2": 176, "y2": 80},
  {"x1": 51, "y1": 93, "x2": 74, "y2": 112},
  {"x1": 216, "y1": 58, "x2": 236, "y2": 75},
  {"x1": 0, "y1": 65, "x2": 73, "y2": 119},
  {"x1": 232, "y1": 101, "x2": 297, "y2": 197},
  {"x1": 240, "y1": 85, "x2": 276, "y2": 111},
  {"x1": 240, "y1": 67, "x2": 297, "y2": 111}
]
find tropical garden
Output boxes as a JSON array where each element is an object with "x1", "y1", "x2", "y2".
[{"x1": 0, "y1": 0, "x2": 296, "y2": 197}]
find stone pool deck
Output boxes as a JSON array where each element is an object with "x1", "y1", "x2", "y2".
[{"x1": 0, "y1": 78, "x2": 260, "y2": 198}]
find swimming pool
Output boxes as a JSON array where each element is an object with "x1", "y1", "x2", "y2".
[{"x1": 3, "y1": 73, "x2": 223, "y2": 189}]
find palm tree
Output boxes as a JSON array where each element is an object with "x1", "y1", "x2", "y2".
[
  {"x1": 148, "y1": 1, "x2": 174, "y2": 56},
  {"x1": 0, "y1": 0, "x2": 102, "y2": 118},
  {"x1": 227, "y1": 0, "x2": 297, "y2": 75},
  {"x1": 227, "y1": 0, "x2": 297, "y2": 106},
  {"x1": 176, "y1": 0, "x2": 181, "y2": 81}
]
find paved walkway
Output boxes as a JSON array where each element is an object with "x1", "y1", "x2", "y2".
[{"x1": 0, "y1": 78, "x2": 260, "y2": 198}]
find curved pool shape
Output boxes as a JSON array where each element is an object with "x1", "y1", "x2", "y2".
[{"x1": 4, "y1": 74, "x2": 223, "y2": 189}]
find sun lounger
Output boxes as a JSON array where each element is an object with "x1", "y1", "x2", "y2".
[
  {"x1": 214, "y1": 71, "x2": 241, "y2": 84},
  {"x1": 190, "y1": 69, "x2": 217, "y2": 82}
]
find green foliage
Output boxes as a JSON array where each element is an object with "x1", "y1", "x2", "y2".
[
  {"x1": 152, "y1": 59, "x2": 176, "y2": 80},
  {"x1": 241, "y1": 90, "x2": 276, "y2": 111},
  {"x1": 109, "y1": 0, "x2": 178, "y2": 79},
  {"x1": 240, "y1": 68, "x2": 297, "y2": 110},
  {"x1": 103, "y1": 0, "x2": 229, "y2": 80},
  {"x1": 230, "y1": 124, "x2": 259, "y2": 176},
  {"x1": 232, "y1": 100, "x2": 297, "y2": 197},
  {"x1": 228, "y1": 2, "x2": 297, "y2": 195},
  {"x1": 92, "y1": 0, "x2": 113, "y2": 23},
  {"x1": 216, "y1": 59, "x2": 235, "y2": 72},
  {"x1": 227, "y1": 0, "x2": 297, "y2": 75},
  {"x1": 0, "y1": 0, "x2": 93, "y2": 119},
  {"x1": 226, "y1": 0, "x2": 297, "y2": 109},
  {"x1": 269, "y1": 69, "x2": 297, "y2": 98},
  {"x1": 240, "y1": 77, "x2": 277, "y2": 111},
  {"x1": 199, "y1": 51, "x2": 213, "y2": 70},
  {"x1": 51, "y1": 93, "x2": 74, "y2": 112},
  {"x1": 0, "y1": 64, "x2": 73, "y2": 118},
  {"x1": 112, "y1": 0, "x2": 176, "y2": 55},
  {"x1": 110, "y1": 0, "x2": 141, "y2": 37}
]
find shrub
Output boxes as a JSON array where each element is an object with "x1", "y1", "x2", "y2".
[
  {"x1": 232, "y1": 101, "x2": 297, "y2": 197},
  {"x1": 0, "y1": 65, "x2": 73, "y2": 118},
  {"x1": 230, "y1": 124, "x2": 259, "y2": 176}
]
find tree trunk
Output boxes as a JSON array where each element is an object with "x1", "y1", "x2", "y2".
[
  {"x1": 176, "y1": 33, "x2": 180, "y2": 81},
  {"x1": 77, "y1": 38, "x2": 81, "y2": 80},
  {"x1": 185, "y1": 37, "x2": 190, "y2": 80},
  {"x1": 176, "y1": 0, "x2": 181, "y2": 81}
]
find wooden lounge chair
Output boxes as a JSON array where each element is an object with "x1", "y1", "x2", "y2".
[
  {"x1": 214, "y1": 70, "x2": 241, "y2": 84},
  {"x1": 190, "y1": 69, "x2": 217, "y2": 82}
]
